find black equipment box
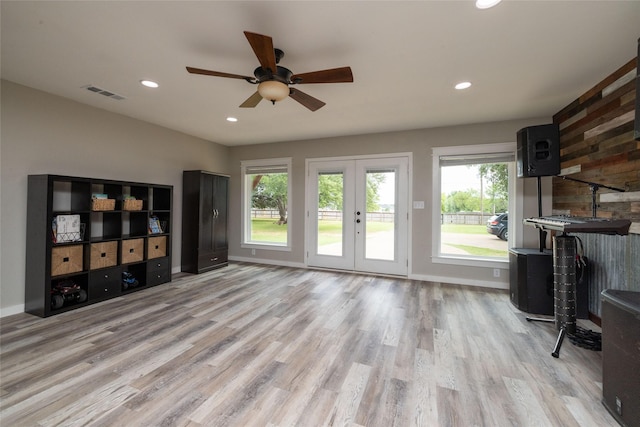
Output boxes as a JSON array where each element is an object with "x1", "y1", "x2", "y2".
[{"x1": 601, "y1": 289, "x2": 640, "y2": 427}]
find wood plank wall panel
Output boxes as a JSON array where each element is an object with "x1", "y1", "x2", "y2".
[
  {"x1": 553, "y1": 58, "x2": 639, "y2": 220},
  {"x1": 552, "y1": 57, "x2": 640, "y2": 318}
]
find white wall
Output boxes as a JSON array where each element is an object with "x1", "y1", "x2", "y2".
[{"x1": 1, "y1": 80, "x2": 229, "y2": 315}]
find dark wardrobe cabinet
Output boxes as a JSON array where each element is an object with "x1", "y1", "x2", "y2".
[{"x1": 181, "y1": 171, "x2": 229, "y2": 273}]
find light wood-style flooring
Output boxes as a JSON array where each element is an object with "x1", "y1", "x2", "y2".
[{"x1": 1, "y1": 263, "x2": 616, "y2": 426}]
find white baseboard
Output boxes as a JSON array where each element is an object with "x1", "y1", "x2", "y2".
[
  {"x1": 409, "y1": 273, "x2": 509, "y2": 290},
  {"x1": 230, "y1": 257, "x2": 509, "y2": 290},
  {"x1": 1, "y1": 304, "x2": 26, "y2": 318},
  {"x1": 228, "y1": 256, "x2": 306, "y2": 269}
]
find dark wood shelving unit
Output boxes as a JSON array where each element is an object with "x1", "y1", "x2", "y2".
[{"x1": 25, "y1": 174, "x2": 173, "y2": 317}]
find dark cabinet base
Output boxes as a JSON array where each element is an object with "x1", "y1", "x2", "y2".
[
  {"x1": 196, "y1": 250, "x2": 228, "y2": 273},
  {"x1": 89, "y1": 266, "x2": 122, "y2": 301},
  {"x1": 147, "y1": 257, "x2": 171, "y2": 286}
]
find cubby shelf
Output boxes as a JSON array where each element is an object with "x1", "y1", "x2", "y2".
[{"x1": 25, "y1": 174, "x2": 173, "y2": 317}]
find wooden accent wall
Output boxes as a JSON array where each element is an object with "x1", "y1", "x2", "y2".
[
  {"x1": 552, "y1": 56, "x2": 639, "y2": 318},
  {"x1": 553, "y1": 57, "x2": 639, "y2": 222}
]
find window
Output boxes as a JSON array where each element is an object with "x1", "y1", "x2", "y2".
[
  {"x1": 432, "y1": 143, "x2": 515, "y2": 266},
  {"x1": 241, "y1": 158, "x2": 292, "y2": 250}
]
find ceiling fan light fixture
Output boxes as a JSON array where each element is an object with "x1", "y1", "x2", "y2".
[
  {"x1": 475, "y1": 0, "x2": 502, "y2": 9},
  {"x1": 258, "y1": 80, "x2": 289, "y2": 103}
]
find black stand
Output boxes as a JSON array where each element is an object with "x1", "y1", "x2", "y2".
[
  {"x1": 561, "y1": 176, "x2": 625, "y2": 217},
  {"x1": 536, "y1": 176, "x2": 547, "y2": 252},
  {"x1": 523, "y1": 175, "x2": 617, "y2": 357},
  {"x1": 527, "y1": 233, "x2": 577, "y2": 358}
]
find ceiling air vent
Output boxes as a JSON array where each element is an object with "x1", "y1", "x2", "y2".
[{"x1": 83, "y1": 85, "x2": 126, "y2": 100}]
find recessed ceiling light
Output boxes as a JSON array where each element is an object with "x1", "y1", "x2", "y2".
[
  {"x1": 455, "y1": 81, "x2": 472, "y2": 90},
  {"x1": 140, "y1": 80, "x2": 159, "y2": 88},
  {"x1": 226, "y1": 117, "x2": 238, "y2": 122},
  {"x1": 475, "y1": 0, "x2": 502, "y2": 9}
]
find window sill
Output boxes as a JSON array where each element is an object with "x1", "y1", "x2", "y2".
[
  {"x1": 432, "y1": 254, "x2": 508, "y2": 269},
  {"x1": 241, "y1": 243, "x2": 291, "y2": 252}
]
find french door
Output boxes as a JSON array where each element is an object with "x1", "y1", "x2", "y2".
[{"x1": 306, "y1": 156, "x2": 408, "y2": 276}]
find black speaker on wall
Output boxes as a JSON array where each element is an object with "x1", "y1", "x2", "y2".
[{"x1": 516, "y1": 123, "x2": 560, "y2": 178}]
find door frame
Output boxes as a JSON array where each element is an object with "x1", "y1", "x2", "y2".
[{"x1": 304, "y1": 152, "x2": 413, "y2": 276}]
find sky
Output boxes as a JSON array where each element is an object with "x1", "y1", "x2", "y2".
[{"x1": 441, "y1": 165, "x2": 482, "y2": 194}]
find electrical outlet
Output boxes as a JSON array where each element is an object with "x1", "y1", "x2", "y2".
[
  {"x1": 616, "y1": 396, "x2": 622, "y2": 415},
  {"x1": 251, "y1": 249, "x2": 256, "y2": 256},
  {"x1": 493, "y1": 268, "x2": 500, "y2": 278}
]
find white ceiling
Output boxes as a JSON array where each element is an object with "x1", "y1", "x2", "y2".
[{"x1": 2, "y1": 1, "x2": 639, "y2": 146}]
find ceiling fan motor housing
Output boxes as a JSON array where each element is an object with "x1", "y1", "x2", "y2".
[{"x1": 253, "y1": 65, "x2": 293, "y2": 84}]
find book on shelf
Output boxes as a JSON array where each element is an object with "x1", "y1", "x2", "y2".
[
  {"x1": 52, "y1": 214, "x2": 83, "y2": 243},
  {"x1": 148, "y1": 216, "x2": 163, "y2": 234}
]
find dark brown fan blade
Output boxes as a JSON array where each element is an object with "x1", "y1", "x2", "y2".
[
  {"x1": 186, "y1": 66, "x2": 254, "y2": 81},
  {"x1": 289, "y1": 88, "x2": 326, "y2": 112},
  {"x1": 291, "y1": 67, "x2": 353, "y2": 84},
  {"x1": 239, "y1": 91, "x2": 263, "y2": 108},
  {"x1": 244, "y1": 31, "x2": 277, "y2": 73}
]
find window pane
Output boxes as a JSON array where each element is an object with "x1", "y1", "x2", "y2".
[
  {"x1": 248, "y1": 172, "x2": 288, "y2": 244},
  {"x1": 440, "y1": 162, "x2": 509, "y2": 259},
  {"x1": 317, "y1": 172, "x2": 344, "y2": 256},
  {"x1": 365, "y1": 169, "x2": 395, "y2": 261}
]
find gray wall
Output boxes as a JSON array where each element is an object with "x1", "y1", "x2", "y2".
[
  {"x1": 1, "y1": 80, "x2": 230, "y2": 315},
  {"x1": 227, "y1": 121, "x2": 550, "y2": 286},
  {"x1": 1, "y1": 78, "x2": 550, "y2": 316}
]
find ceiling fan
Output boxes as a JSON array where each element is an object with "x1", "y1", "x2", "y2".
[{"x1": 186, "y1": 31, "x2": 353, "y2": 112}]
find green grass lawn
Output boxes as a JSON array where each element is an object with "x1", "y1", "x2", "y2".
[
  {"x1": 252, "y1": 219, "x2": 505, "y2": 257},
  {"x1": 447, "y1": 244, "x2": 507, "y2": 257},
  {"x1": 250, "y1": 218, "x2": 288, "y2": 243},
  {"x1": 251, "y1": 218, "x2": 393, "y2": 245}
]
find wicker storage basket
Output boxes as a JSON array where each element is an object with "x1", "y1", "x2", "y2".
[
  {"x1": 121, "y1": 238, "x2": 144, "y2": 264},
  {"x1": 51, "y1": 245, "x2": 84, "y2": 276},
  {"x1": 90, "y1": 241, "x2": 118, "y2": 269},
  {"x1": 91, "y1": 198, "x2": 116, "y2": 211},
  {"x1": 123, "y1": 199, "x2": 143, "y2": 211},
  {"x1": 147, "y1": 236, "x2": 167, "y2": 259}
]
